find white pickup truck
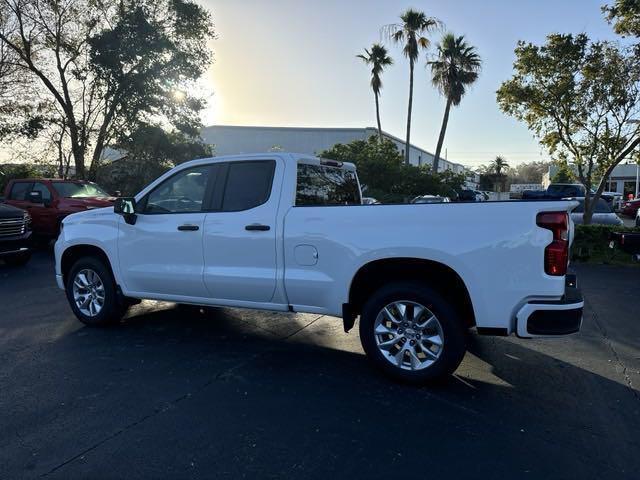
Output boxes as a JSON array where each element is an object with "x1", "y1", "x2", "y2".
[{"x1": 54, "y1": 153, "x2": 583, "y2": 383}]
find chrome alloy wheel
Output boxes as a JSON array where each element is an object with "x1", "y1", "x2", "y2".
[
  {"x1": 374, "y1": 301, "x2": 444, "y2": 371},
  {"x1": 72, "y1": 269, "x2": 105, "y2": 317}
]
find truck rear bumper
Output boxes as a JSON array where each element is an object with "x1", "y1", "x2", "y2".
[{"x1": 516, "y1": 285, "x2": 583, "y2": 338}]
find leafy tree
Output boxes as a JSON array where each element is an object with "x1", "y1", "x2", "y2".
[
  {"x1": 97, "y1": 124, "x2": 212, "y2": 195},
  {"x1": 0, "y1": 163, "x2": 40, "y2": 193},
  {"x1": 551, "y1": 161, "x2": 576, "y2": 183},
  {"x1": 489, "y1": 155, "x2": 509, "y2": 175},
  {"x1": 508, "y1": 160, "x2": 550, "y2": 184},
  {"x1": 384, "y1": 9, "x2": 440, "y2": 165},
  {"x1": 497, "y1": 34, "x2": 640, "y2": 224},
  {"x1": 320, "y1": 136, "x2": 464, "y2": 202},
  {"x1": 429, "y1": 33, "x2": 481, "y2": 173},
  {"x1": 357, "y1": 44, "x2": 393, "y2": 141},
  {"x1": 477, "y1": 156, "x2": 509, "y2": 191},
  {"x1": 0, "y1": 0, "x2": 215, "y2": 179},
  {"x1": 603, "y1": 0, "x2": 640, "y2": 38}
]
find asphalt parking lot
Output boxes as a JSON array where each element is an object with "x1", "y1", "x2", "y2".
[{"x1": 1, "y1": 251, "x2": 639, "y2": 479}]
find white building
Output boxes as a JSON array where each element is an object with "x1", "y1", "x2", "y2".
[{"x1": 201, "y1": 125, "x2": 477, "y2": 185}]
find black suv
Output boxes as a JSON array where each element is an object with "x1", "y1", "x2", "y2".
[{"x1": 0, "y1": 202, "x2": 32, "y2": 266}]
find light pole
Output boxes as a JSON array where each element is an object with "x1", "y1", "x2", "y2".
[{"x1": 627, "y1": 120, "x2": 640, "y2": 198}]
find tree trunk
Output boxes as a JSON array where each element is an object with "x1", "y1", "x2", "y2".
[
  {"x1": 70, "y1": 135, "x2": 85, "y2": 179},
  {"x1": 433, "y1": 97, "x2": 452, "y2": 173},
  {"x1": 375, "y1": 91, "x2": 382, "y2": 141},
  {"x1": 405, "y1": 60, "x2": 414, "y2": 165},
  {"x1": 583, "y1": 137, "x2": 640, "y2": 224}
]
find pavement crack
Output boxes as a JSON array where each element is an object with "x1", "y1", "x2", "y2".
[
  {"x1": 281, "y1": 315, "x2": 324, "y2": 340},
  {"x1": 587, "y1": 297, "x2": 640, "y2": 403},
  {"x1": 41, "y1": 406, "x2": 171, "y2": 477}
]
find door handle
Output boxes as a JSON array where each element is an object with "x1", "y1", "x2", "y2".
[
  {"x1": 245, "y1": 224, "x2": 270, "y2": 231},
  {"x1": 177, "y1": 224, "x2": 199, "y2": 231}
]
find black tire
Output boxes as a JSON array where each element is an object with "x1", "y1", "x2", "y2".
[
  {"x1": 4, "y1": 251, "x2": 31, "y2": 266},
  {"x1": 359, "y1": 282, "x2": 466, "y2": 384},
  {"x1": 65, "y1": 256, "x2": 128, "y2": 326}
]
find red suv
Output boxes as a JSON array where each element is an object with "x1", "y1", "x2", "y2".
[
  {"x1": 3, "y1": 179, "x2": 115, "y2": 239},
  {"x1": 620, "y1": 198, "x2": 640, "y2": 218}
]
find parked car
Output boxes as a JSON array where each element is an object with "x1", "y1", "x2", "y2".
[
  {"x1": 567, "y1": 197, "x2": 623, "y2": 225},
  {"x1": 55, "y1": 153, "x2": 583, "y2": 384},
  {"x1": 0, "y1": 202, "x2": 32, "y2": 266},
  {"x1": 620, "y1": 198, "x2": 640, "y2": 218},
  {"x1": 456, "y1": 189, "x2": 484, "y2": 202},
  {"x1": 3, "y1": 179, "x2": 116, "y2": 239},
  {"x1": 362, "y1": 196, "x2": 380, "y2": 205},
  {"x1": 523, "y1": 183, "x2": 619, "y2": 206},
  {"x1": 410, "y1": 195, "x2": 450, "y2": 204}
]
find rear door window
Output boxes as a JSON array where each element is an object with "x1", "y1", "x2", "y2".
[
  {"x1": 296, "y1": 163, "x2": 360, "y2": 206},
  {"x1": 221, "y1": 161, "x2": 276, "y2": 212}
]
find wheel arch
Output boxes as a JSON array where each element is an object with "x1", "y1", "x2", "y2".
[
  {"x1": 61, "y1": 244, "x2": 116, "y2": 287},
  {"x1": 346, "y1": 257, "x2": 476, "y2": 331}
]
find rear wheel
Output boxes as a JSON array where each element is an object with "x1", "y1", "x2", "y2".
[
  {"x1": 65, "y1": 256, "x2": 128, "y2": 326},
  {"x1": 359, "y1": 282, "x2": 466, "y2": 384}
]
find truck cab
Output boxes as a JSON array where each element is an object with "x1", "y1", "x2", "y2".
[{"x1": 3, "y1": 179, "x2": 115, "y2": 239}]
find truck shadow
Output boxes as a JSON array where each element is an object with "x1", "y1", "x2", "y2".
[{"x1": 6, "y1": 301, "x2": 635, "y2": 479}]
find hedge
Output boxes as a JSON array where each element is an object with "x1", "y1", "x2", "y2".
[{"x1": 571, "y1": 224, "x2": 640, "y2": 264}]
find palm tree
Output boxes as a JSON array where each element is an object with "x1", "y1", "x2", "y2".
[
  {"x1": 429, "y1": 33, "x2": 481, "y2": 173},
  {"x1": 384, "y1": 9, "x2": 441, "y2": 165},
  {"x1": 357, "y1": 44, "x2": 393, "y2": 141},
  {"x1": 490, "y1": 155, "x2": 509, "y2": 175}
]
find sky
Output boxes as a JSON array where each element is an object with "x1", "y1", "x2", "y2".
[{"x1": 199, "y1": 0, "x2": 624, "y2": 168}]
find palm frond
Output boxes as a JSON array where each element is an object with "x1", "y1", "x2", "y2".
[{"x1": 429, "y1": 32, "x2": 482, "y2": 105}]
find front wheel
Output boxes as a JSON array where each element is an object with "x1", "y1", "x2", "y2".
[
  {"x1": 359, "y1": 282, "x2": 466, "y2": 384},
  {"x1": 65, "y1": 256, "x2": 128, "y2": 326}
]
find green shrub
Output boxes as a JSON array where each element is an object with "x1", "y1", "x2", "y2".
[
  {"x1": 319, "y1": 136, "x2": 465, "y2": 203},
  {"x1": 572, "y1": 224, "x2": 640, "y2": 264}
]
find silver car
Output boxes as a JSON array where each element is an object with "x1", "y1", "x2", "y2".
[
  {"x1": 568, "y1": 197, "x2": 623, "y2": 226},
  {"x1": 410, "y1": 195, "x2": 450, "y2": 204}
]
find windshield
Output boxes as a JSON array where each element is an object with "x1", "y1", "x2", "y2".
[{"x1": 52, "y1": 182, "x2": 110, "y2": 198}]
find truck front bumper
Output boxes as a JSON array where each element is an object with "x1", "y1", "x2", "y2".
[
  {"x1": 0, "y1": 232, "x2": 32, "y2": 257},
  {"x1": 516, "y1": 280, "x2": 583, "y2": 338}
]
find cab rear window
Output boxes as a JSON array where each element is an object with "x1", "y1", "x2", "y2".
[{"x1": 295, "y1": 163, "x2": 360, "y2": 206}]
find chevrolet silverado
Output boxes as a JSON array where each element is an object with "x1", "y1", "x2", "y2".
[{"x1": 54, "y1": 153, "x2": 583, "y2": 383}]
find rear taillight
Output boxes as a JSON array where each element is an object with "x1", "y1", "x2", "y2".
[{"x1": 537, "y1": 211, "x2": 569, "y2": 276}]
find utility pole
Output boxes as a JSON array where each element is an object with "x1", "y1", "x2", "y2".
[{"x1": 627, "y1": 120, "x2": 639, "y2": 198}]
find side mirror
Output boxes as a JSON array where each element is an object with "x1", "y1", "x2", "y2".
[
  {"x1": 28, "y1": 191, "x2": 43, "y2": 204},
  {"x1": 114, "y1": 197, "x2": 137, "y2": 225}
]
